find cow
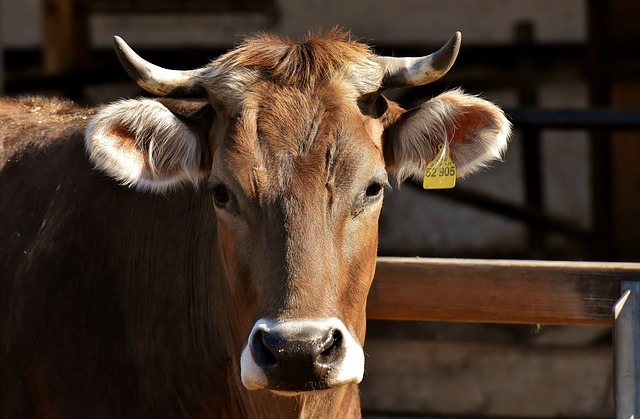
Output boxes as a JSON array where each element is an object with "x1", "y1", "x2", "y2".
[{"x1": 0, "y1": 29, "x2": 510, "y2": 418}]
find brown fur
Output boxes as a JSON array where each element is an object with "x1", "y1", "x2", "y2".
[
  {"x1": 1, "y1": 97, "x2": 224, "y2": 418},
  {"x1": 0, "y1": 90, "x2": 377, "y2": 419},
  {"x1": 1, "y1": 31, "x2": 509, "y2": 419},
  {"x1": 0, "y1": 97, "x2": 94, "y2": 169},
  {"x1": 226, "y1": 29, "x2": 374, "y2": 88},
  {"x1": 202, "y1": 29, "x2": 383, "y2": 113}
]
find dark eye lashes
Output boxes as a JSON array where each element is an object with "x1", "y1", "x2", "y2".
[
  {"x1": 211, "y1": 184, "x2": 230, "y2": 205},
  {"x1": 365, "y1": 182, "x2": 383, "y2": 197}
]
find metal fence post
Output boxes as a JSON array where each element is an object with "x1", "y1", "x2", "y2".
[{"x1": 614, "y1": 281, "x2": 640, "y2": 419}]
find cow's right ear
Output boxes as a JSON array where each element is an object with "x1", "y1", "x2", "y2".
[{"x1": 85, "y1": 98, "x2": 213, "y2": 193}]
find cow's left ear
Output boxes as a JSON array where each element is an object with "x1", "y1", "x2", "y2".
[
  {"x1": 85, "y1": 98, "x2": 213, "y2": 193},
  {"x1": 383, "y1": 89, "x2": 511, "y2": 184}
]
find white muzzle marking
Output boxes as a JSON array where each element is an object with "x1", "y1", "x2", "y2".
[{"x1": 240, "y1": 318, "x2": 365, "y2": 392}]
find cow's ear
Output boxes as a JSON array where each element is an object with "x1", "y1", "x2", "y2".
[
  {"x1": 85, "y1": 98, "x2": 213, "y2": 193},
  {"x1": 383, "y1": 89, "x2": 511, "y2": 184}
]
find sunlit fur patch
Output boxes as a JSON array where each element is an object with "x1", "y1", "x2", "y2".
[
  {"x1": 199, "y1": 28, "x2": 384, "y2": 111},
  {"x1": 85, "y1": 99, "x2": 204, "y2": 193}
]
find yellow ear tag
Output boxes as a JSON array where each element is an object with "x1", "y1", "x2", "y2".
[{"x1": 423, "y1": 145, "x2": 456, "y2": 189}]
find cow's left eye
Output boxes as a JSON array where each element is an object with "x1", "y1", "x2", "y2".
[
  {"x1": 365, "y1": 182, "x2": 384, "y2": 198},
  {"x1": 353, "y1": 179, "x2": 386, "y2": 216}
]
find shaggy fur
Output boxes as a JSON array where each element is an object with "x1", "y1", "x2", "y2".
[
  {"x1": 86, "y1": 99, "x2": 204, "y2": 192},
  {"x1": 200, "y1": 29, "x2": 383, "y2": 113}
]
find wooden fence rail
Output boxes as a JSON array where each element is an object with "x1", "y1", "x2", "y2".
[
  {"x1": 367, "y1": 257, "x2": 640, "y2": 326},
  {"x1": 367, "y1": 257, "x2": 640, "y2": 418}
]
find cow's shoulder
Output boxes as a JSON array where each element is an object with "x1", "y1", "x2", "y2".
[{"x1": 0, "y1": 96, "x2": 93, "y2": 163}]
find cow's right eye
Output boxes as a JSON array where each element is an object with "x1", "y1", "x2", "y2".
[{"x1": 211, "y1": 184, "x2": 230, "y2": 207}]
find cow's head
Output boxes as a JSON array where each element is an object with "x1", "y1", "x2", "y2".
[{"x1": 85, "y1": 30, "x2": 510, "y2": 394}]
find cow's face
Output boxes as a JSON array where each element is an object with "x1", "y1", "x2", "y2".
[
  {"x1": 208, "y1": 81, "x2": 387, "y2": 391},
  {"x1": 85, "y1": 31, "x2": 510, "y2": 394}
]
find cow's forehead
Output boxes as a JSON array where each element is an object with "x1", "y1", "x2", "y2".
[
  {"x1": 249, "y1": 81, "x2": 367, "y2": 155},
  {"x1": 213, "y1": 80, "x2": 385, "y2": 199},
  {"x1": 202, "y1": 31, "x2": 388, "y2": 196},
  {"x1": 200, "y1": 30, "x2": 384, "y2": 114}
]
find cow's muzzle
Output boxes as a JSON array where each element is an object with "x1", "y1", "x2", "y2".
[{"x1": 240, "y1": 318, "x2": 364, "y2": 393}]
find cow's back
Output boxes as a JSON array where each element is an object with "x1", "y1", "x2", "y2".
[{"x1": 0, "y1": 97, "x2": 229, "y2": 418}]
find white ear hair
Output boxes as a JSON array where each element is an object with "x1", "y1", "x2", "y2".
[
  {"x1": 386, "y1": 89, "x2": 511, "y2": 185},
  {"x1": 85, "y1": 99, "x2": 205, "y2": 193}
]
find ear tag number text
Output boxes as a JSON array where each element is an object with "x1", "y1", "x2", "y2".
[{"x1": 423, "y1": 145, "x2": 456, "y2": 189}]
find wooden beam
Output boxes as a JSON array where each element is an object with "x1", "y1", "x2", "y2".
[
  {"x1": 43, "y1": 0, "x2": 89, "y2": 74},
  {"x1": 367, "y1": 257, "x2": 640, "y2": 326}
]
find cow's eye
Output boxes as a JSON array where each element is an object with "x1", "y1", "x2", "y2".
[
  {"x1": 211, "y1": 184, "x2": 230, "y2": 207},
  {"x1": 365, "y1": 182, "x2": 384, "y2": 198},
  {"x1": 353, "y1": 179, "x2": 386, "y2": 216}
]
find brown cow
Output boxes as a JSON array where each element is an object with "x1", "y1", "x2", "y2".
[{"x1": 0, "y1": 30, "x2": 510, "y2": 418}]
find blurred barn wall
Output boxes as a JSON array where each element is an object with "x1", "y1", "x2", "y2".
[
  {"x1": 4, "y1": 0, "x2": 586, "y2": 48},
  {"x1": 3, "y1": 1, "x2": 640, "y2": 417}
]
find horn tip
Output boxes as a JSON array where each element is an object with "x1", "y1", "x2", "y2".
[
  {"x1": 449, "y1": 31, "x2": 462, "y2": 52},
  {"x1": 113, "y1": 36, "x2": 131, "y2": 54},
  {"x1": 113, "y1": 36, "x2": 127, "y2": 58}
]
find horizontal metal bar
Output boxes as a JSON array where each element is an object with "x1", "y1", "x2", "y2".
[
  {"x1": 507, "y1": 108, "x2": 640, "y2": 131},
  {"x1": 421, "y1": 184, "x2": 591, "y2": 240}
]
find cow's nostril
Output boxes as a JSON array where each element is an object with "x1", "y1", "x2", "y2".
[
  {"x1": 251, "y1": 330, "x2": 278, "y2": 368},
  {"x1": 319, "y1": 329, "x2": 342, "y2": 358}
]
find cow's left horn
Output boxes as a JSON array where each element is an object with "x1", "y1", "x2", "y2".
[
  {"x1": 378, "y1": 32, "x2": 461, "y2": 89},
  {"x1": 113, "y1": 36, "x2": 205, "y2": 97}
]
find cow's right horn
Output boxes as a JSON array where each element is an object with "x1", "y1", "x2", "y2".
[{"x1": 113, "y1": 36, "x2": 205, "y2": 97}]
